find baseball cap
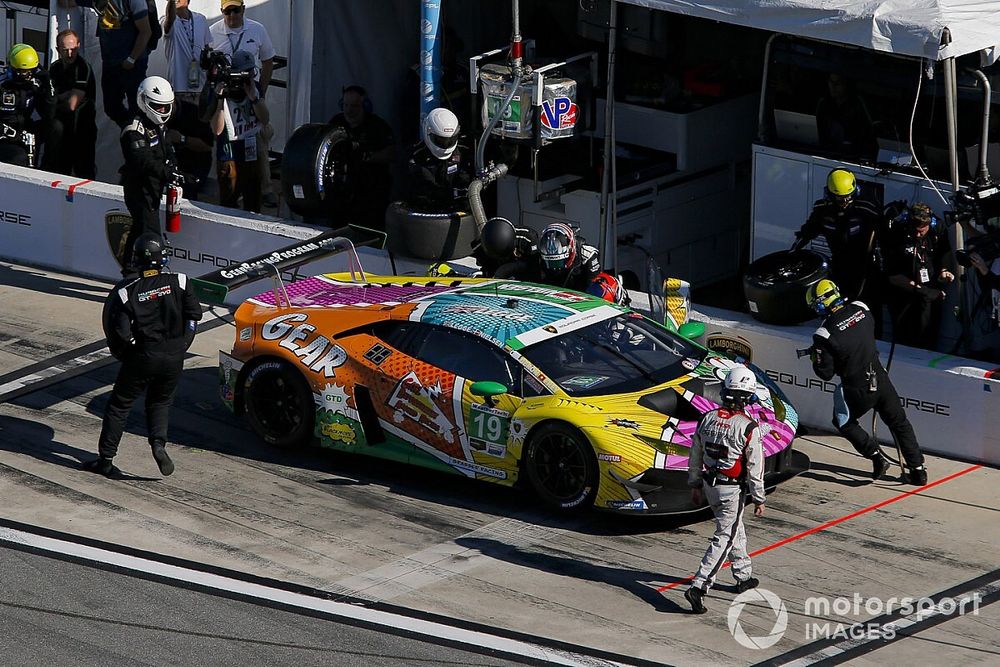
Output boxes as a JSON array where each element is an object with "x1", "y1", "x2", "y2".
[{"x1": 221, "y1": 0, "x2": 244, "y2": 9}]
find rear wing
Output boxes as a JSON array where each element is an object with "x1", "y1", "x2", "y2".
[{"x1": 191, "y1": 224, "x2": 385, "y2": 304}]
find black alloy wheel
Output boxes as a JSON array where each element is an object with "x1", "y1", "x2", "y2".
[
  {"x1": 243, "y1": 360, "x2": 315, "y2": 449},
  {"x1": 524, "y1": 422, "x2": 598, "y2": 511}
]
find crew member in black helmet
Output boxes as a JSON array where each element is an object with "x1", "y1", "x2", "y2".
[
  {"x1": 87, "y1": 233, "x2": 202, "y2": 478},
  {"x1": 473, "y1": 216, "x2": 541, "y2": 280}
]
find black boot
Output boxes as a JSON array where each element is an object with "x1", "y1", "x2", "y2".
[
  {"x1": 83, "y1": 456, "x2": 120, "y2": 478},
  {"x1": 736, "y1": 577, "x2": 760, "y2": 594},
  {"x1": 684, "y1": 586, "x2": 708, "y2": 614},
  {"x1": 870, "y1": 453, "x2": 890, "y2": 481},
  {"x1": 151, "y1": 440, "x2": 174, "y2": 476},
  {"x1": 907, "y1": 466, "x2": 927, "y2": 486}
]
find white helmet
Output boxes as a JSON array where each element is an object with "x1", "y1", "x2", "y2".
[
  {"x1": 423, "y1": 107, "x2": 460, "y2": 159},
  {"x1": 137, "y1": 75, "x2": 174, "y2": 126},
  {"x1": 722, "y1": 365, "x2": 759, "y2": 409}
]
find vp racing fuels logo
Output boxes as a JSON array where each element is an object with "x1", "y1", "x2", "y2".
[{"x1": 540, "y1": 97, "x2": 578, "y2": 130}]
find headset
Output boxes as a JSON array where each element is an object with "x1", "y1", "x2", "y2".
[{"x1": 339, "y1": 84, "x2": 373, "y2": 114}]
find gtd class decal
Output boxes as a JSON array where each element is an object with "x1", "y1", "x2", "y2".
[{"x1": 261, "y1": 313, "x2": 347, "y2": 378}]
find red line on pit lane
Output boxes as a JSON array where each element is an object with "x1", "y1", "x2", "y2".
[{"x1": 656, "y1": 464, "x2": 983, "y2": 592}]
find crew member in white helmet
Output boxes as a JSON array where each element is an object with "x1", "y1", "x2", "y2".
[{"x1": 407, "y1": 107, "x2": 471, "y2": 208}]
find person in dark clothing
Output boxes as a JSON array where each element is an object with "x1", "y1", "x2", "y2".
[
  {"x1": 120, "y1": 75, "x2": 176, "y2": 272},
  {"x1": 66, "y1": 0, "x2": 154, "y2": 127},
  {"x1": 328, "y1": 85, "x2": 395, "y2": 228},
  {"x1": 473, "y1": 216, "x2": 541, "y2": 280},
  {"x1": 44, "y1": 30, "x2": 97, "y2": 178},
  {"x1": 805, "y1": 279, "x2": 927, "y2": 485},
  {"x1": 164, "y1": 95, "x2": 213, "y2": 200},
  {"x1": 87, "y1": 233, "x2": 203, "y2": 478},
  {"x1": 407, "y1": 107, "x2": 471, "y2": 209},
  {"x1": 0, "y1": 44, "x2": 55, "y2": 167},
  {"x1": 793, "y1": 169, "x2": 884, "y2": 303},
  {"x1": 537, "y1": 221, "x2": 601, "y2": 292},
  {"x1": 882, "y1": 202, "x2": 955, "y2": 349}
]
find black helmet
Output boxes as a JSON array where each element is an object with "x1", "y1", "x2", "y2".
[
  {"x1": 133, "y1": 232, "x2": 165, "y2": 270},
  {"x1": 481, "y1": 217, "x2": 516, "y2": 260}
]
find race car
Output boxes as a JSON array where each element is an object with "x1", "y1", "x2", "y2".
[{"x1": 206, "y1": 238, "x2": 807, "y2": 514}]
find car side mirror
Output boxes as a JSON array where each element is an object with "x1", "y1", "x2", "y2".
[
  {"x1": 470, "y1": 380, "x2": 508, "y2": 406},
  {"x1": 678, "y1": 321, "x2": 705, "y2": 340}
]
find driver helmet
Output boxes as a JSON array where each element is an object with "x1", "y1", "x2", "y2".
[
  {"x1": 586, "y1": 272, "x2": 625, "y2": 304},
  {"x1": 7, "y1": 44, "x2": 39, "y2": 83},
  {"x1": 423, "y1": 107, "x2": 460, "y2": 159},
  {"x1": 133, "y1": 232, "x2": 165, "y2": 271},
  {"x1": 722, "y1": 365, "x2": 759, "y2": 410},
  {"x1": 805, "y1": 278, "x2": 844, "y2": 315},
  {"x1": 136, "y1": 75, "x2": 174, "y2": 126},
  {"x1": 826, "y1": 169, "x2": 856, "y2": 208},
  {"x1": 539, "y1": 222, "x2": 577, "y2": 273},
  {"x1": 481, "y1": 217, "x2": 516, "y2": 260}
]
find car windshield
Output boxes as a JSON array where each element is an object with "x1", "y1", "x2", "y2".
[{"x1": 518, "y1": 314, "x2": 704, "y2": 397}]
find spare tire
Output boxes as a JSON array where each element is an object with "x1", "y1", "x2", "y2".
[
  {"x1": 384, "y1": 201, "x2": 479, "y2": 260},
  {"x1": 743, "y1": 250, "x2": 829, "y2": 325},
  {"x1": 281, "y1": 123, "x2": 355, "y2": 218}
]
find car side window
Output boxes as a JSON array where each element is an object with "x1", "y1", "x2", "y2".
[{"x1": 410, "y1": 326, "x2": 522, "y2": 396}]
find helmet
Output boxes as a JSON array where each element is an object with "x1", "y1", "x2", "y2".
[
  {"x1": 722, "y1": 365, "x2": 759, "y2": 409},
  {"x1": 539, "y1": 222, "x2": 577, "y2": 273},
  {"x1": 8, "y1": 44, "x2": 39, "y2": 71},
  {"x1": 826, "y1": 169, "x2": 856, "y2": 207},
  {"x1": 136, "y1": 75, "x2": 174, "y2": 126},
  {"x1": 423, "y1": 107, "x2": 460, "y2": 159},
  {"x1": 230, "y1": 49, "x2": 256, "y2": 74},
  {"x1": 805, "y1": 278, "x2": 843, "y2": 315},
  {"x1": 481, "y1": 217, "x2": 516, "y2": 260},
  {"x1": 586, "y1": 272, "x2": 624, "y2": 304},
  {"x1": 133, "y1": 233, "x2": 165, "y2": 270}
]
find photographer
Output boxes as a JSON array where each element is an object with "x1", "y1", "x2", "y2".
[
  {"x1": 209, "y1": 49, "x2": 267, "y2": 212},
  {"x1": 882, "y1": 203, "x2": 955, "y2": 350}
]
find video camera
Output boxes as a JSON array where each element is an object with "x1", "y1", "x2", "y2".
[
  {"x1": 200, "y1": 46, "x2": 253, "y2": 96},
  {"x1": 949, "y1": 182, "x2": 1000, "y2": 268}
]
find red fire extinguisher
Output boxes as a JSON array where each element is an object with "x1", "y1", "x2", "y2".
[{"x1": 165, "y1": 180, "x2": 183, "y2": 233}]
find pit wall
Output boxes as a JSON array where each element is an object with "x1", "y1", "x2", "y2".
[{"x1": 1, "y1": 164, "x2": 996, "y2": 466}]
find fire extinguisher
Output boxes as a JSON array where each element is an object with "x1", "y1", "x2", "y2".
[{"x1": 165, "y1": 177, "x2": 183, "y2": 233}]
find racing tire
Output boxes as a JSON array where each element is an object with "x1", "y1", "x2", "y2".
[
  {"x1": 384, "y1": 201, "x2": 479, "y2": 261},
  {"x1": 242, "y1": 359, "x2": 315, "y2": 449},
  {"x1": 743, "y1": 249, "x2": 829, "y2": 325},
  {"x1": 524, "y1": 422, "x2": 598, "y2": 512},
  {"x1": 281, "y1": 123, "x2": 354, "y2": 219}
]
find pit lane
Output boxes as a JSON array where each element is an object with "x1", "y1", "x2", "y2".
[{"x1": 1, "y1": 260, "x2": 997, "y2": 666}]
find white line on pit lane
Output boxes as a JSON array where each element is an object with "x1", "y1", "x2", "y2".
[
  {"x1": 782, "y1": 579, "x2": 1000, "y2": 666},
  {"x1": 327, "y1": 517, "x2": 560, "y2": 602},
  {"x1": 0, "y1": 525, "x2": 625, "y2": 667}
]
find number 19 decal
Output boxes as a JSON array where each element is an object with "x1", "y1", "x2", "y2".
[{"x1": 469, "y1": 403, "x2": 510, "y2": 458}]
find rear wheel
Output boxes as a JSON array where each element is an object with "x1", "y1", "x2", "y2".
[
  {"x1": 524, "y1": 422, "x2": 598, "y2": 511},
  {"x1": 243, "y1": 360, "x2": 315, "y2": 449}
]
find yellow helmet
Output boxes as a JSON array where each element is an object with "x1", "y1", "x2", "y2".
[
  {"x1": 806, "y1": 279, "x2": 843, "y2": 314},
  {"x1": 826, "y1": 169, "x2": 856, "y2": 198},
  {"x1": 8, "y1": 44, "x2": 39, "y2": 71}
]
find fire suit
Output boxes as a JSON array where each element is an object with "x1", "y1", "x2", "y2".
[
  {"x1": 120, "y1": 114, "x2": 175, "y2": 269},
  {"x1": 407, "y1": 142, "x2": 472, "y2": 208},
  {"x1": 98, "y1": 270, "x2": 202, "y2": 459},
  {"x1": 0, "y1": 69, "x2": 55, "y2": 166},
  {"x1": 811, "y1": 300, "x2": 924, "y2": 468},
  {"x1": 688, "y1": 406, "x2": 765, "y2": 592}
]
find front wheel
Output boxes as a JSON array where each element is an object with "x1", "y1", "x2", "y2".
[
  {"x1": 524, "y1": 422, "x2": 598, "y2": 512},
  {"x1": 243, "y1": 360, "x2": 315, "y2": 449}
]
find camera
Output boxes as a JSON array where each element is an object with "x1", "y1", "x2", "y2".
[
  {"x1": 199, "y1": 46, "x2": 253, "y2": 95},
  {"x1": 951, "y1": 183, "x2": 1000, "y2": 267}
]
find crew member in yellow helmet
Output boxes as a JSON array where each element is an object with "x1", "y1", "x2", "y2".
[
  {"x1": 793, "y1": 168, "x2": 885, "y2": 332},
  {"x1": 0, "y1": 43, "x2": 54, "y2": 167}
]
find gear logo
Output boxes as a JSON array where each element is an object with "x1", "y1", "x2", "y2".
[{"x1": 727, "y1": 588, "x2": 787, "y2": 649}]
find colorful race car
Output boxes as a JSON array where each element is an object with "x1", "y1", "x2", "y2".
[{"x1": 210, "y1": 248, "x2": 807, "y2": 515}]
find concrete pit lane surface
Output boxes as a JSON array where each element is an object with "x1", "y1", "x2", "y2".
[{"x1": 0, "y1": 260, "x2": 998, "y2": 666}]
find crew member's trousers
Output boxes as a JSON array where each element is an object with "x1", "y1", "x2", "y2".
[
  {"x1": 692, "y1": 482, "x2": 753, "y2": 591},
  {"x1": 97, "y1": 349, "x2": 184, "y2": 458},
  {"x1": 832, "y1": 370, "x2": 924, "y2": 469}
]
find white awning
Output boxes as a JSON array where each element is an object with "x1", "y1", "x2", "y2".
[{"x1": 618, "y1": 0, "x2": 1000, "y2": 61}]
